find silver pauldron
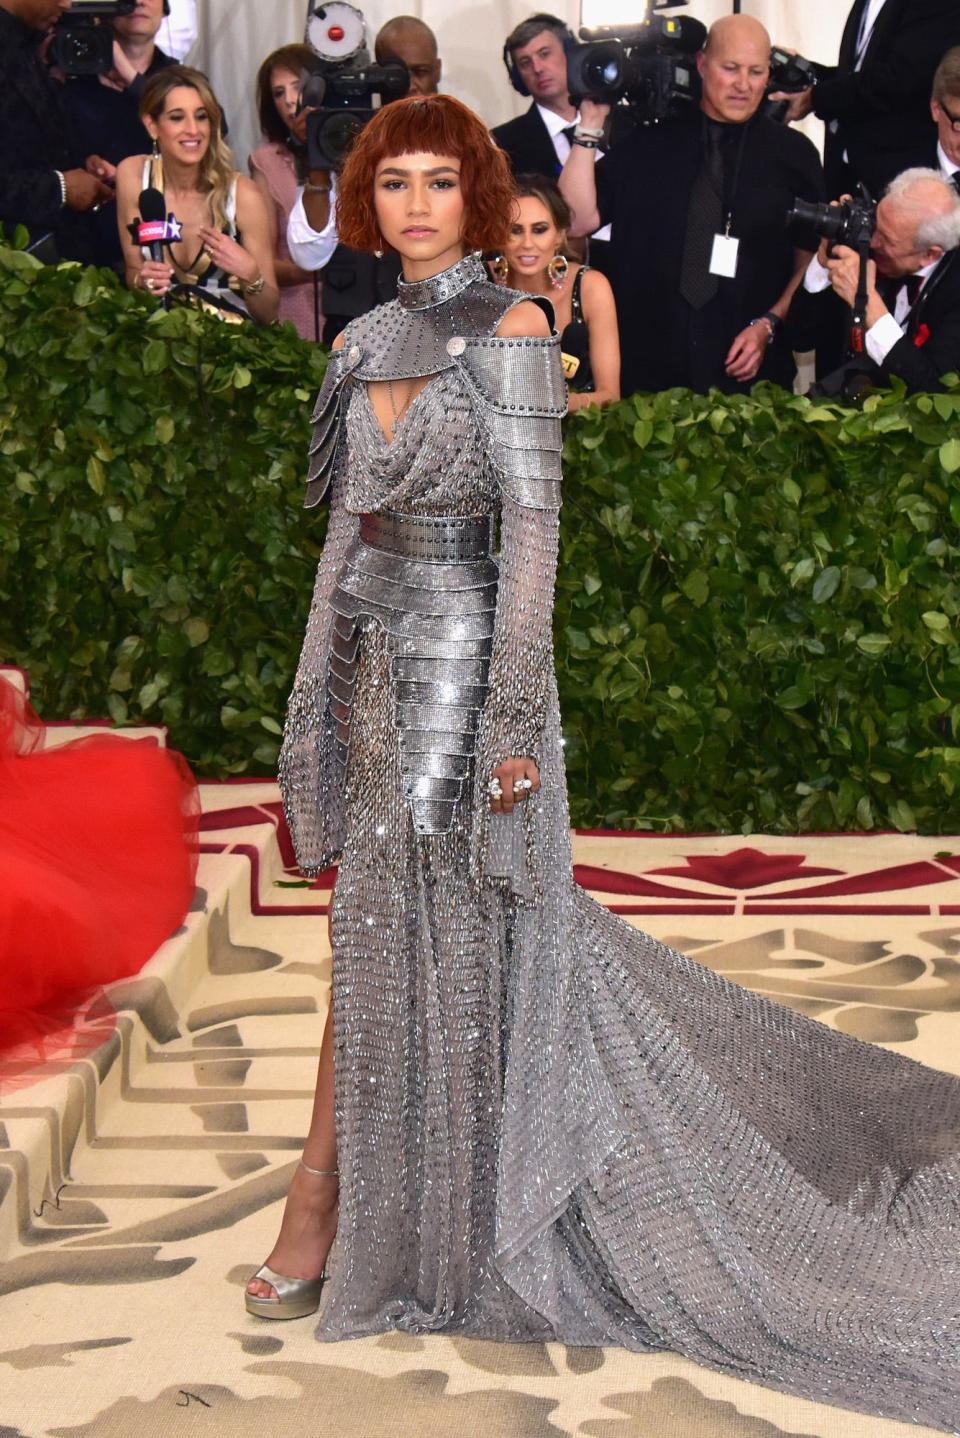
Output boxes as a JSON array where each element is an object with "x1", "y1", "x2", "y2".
[
  {"x1": 447, "y1": 334, "x2": 567, "y2": 510},
  {"x1": 329, "y1": 510, "x2": 497, "y2": 836}
]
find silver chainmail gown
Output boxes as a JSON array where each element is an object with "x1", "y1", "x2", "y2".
[{"x1": 279, "y1": 253, "x2": 960, "y2": 1433}]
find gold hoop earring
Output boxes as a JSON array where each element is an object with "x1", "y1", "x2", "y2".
[
  {"x1": 489, "y1": 253, "x2": 509, "y2": 283},
  {"x1": 547, "y1": 252, "x2": 569, "y2": 289}
]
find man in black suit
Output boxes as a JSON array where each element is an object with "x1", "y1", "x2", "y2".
[
  {"x1": 932, "y1": 47, "x2": 960, "y2": 187},
  {"x1": 491, "y1": 13, "x2": 576, "y2": 180},
  {"x1": 799, "y1": 169, "x2": 960, "y2": 394},
  {"x1": 491, "y1": 12, "x2": 614, "y2": 272},
  {"x1": 771, "y1": 0, "x2": 960, "y2": 198},
  {"x1": 560, "y1": 15, "x2": 824, "y2": 397},
  {"x1": 0, "y1": 0, "x2": 112, "y2": 261}
]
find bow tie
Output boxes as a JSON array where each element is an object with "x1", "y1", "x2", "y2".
[{"x1": 878, "y1": 273, "x2": 923, "y2": 309}]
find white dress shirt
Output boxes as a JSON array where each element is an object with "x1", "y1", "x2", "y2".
[
  {"x1": 803, "y1": 251, "x2": 938, "y2": 365},
  {"x1": 854, "y1": 0, "x2": 890, "y2": 70},
  {"x1": 156, "y1": 0, "x2": 197, "y2": 61},
  {"x1": 939, "y1": 141, "x2": 960, "y2": 187},
  {"x1": 287, "y1": 178, "x2": 339, "y2": 272},
  {"x1": 537, "y1": 103, "x2": 612, "y2": 243}
]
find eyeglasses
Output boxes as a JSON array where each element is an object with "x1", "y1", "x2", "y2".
[{"x1": 938, "y1": 97, "x2": 960, "y2": 133}]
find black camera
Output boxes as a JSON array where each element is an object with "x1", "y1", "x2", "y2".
[
  {"x1": 768, "y1": 47, "x2": 822, "y2": 95},
  {"x1": 787, "y1": 192, "x2": 877, "y2": 250},
  {"x1": 566, "y1": 2, "x2": 706, "y2": 126},
  {"x1": 48, "y1": 0, "x2": 135, "y2": 77},
  {"x1": 300, "y1": 1, "x2": 409, "y2": 171}
]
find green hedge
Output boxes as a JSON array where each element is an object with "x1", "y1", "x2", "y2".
[{"x1": 3, "y1": 246, "x2": 960, "y2": 832}]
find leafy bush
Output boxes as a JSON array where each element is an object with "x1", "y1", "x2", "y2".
[
  {"x1": 3, "y1": 247, "x2": 960, "y2": 830},
  {"x1": 0, "y1": 247, "x2": 327, "y2": 773},
  {"x1": 557, "y1": 381, "x2": 960, "y2": 832}
]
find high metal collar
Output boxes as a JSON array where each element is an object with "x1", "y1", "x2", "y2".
[{"x1": 396, "y1": 252, "x2": 487, "y2": 312}]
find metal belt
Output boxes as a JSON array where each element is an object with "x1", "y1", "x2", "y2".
[{"x1": 359, "y1": 510, "x2": 494, "y2": 563}]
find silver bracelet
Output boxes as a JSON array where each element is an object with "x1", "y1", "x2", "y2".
[
  {"x1": 54, "y1": 169, "x2": 67, "y2": 206},
  {"x1": 304, "y1": 182, "x2": 331, "y2": 195},
  {"x1": 242, "y1": 273, "x2": 267, "y2": 296},
  {"x1": 574, "y1": 124, "x2": 605, "y2": 140}
]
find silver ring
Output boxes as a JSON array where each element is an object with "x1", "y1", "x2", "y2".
[
  {"x1": 487, "y1": 778, "x2": 503, "y2": 798},
  {"x1": 512, "y1": 777, "x2": 533, "y2": 794},
  {"x1": 144, "y1": 277, "x2": 155, "y2": 291}
]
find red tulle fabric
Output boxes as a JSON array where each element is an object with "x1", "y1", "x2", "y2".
[{"x1": 0, "y1": 677, "x2": 198, "y2": 1088}]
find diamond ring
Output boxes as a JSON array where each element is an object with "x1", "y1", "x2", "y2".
[{"x1": 487, "y1": 777, "x2": 503, "y2": 798}]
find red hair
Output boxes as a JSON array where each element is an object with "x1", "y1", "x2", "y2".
[{"x1": 336, "y1": 94, "x2": 516, "y2": 253}]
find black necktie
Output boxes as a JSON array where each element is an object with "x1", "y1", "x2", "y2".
[
  {"x1": 679, "y1": 125, "x2": 725, "y2": 311},
  {"x1": 557, "y1": 125, "x2": 577, "y2": 177}
]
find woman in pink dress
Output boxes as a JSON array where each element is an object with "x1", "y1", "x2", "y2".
[{"x1": 250, "y1": 45, "x2": 322, "y2": 342}]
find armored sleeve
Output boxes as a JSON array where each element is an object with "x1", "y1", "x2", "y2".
[
  {"x1": 453, "y1": 334, "x2": 565, "y2": 766},
  {"x1": 303, "y1": 343, "x2": 362, "y2": 509},
  {"x1": 280, "y1": 350, "x2": 362, "y2": 872}
]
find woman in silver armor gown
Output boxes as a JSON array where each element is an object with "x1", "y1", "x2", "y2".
[{"x1": 247, "y1": 95, "x2": 960, "y2": 1433}]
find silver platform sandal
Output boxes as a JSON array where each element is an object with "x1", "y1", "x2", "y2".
[{"x1": 244, "y1": 1163, "x2": 338, "y2": 1320}]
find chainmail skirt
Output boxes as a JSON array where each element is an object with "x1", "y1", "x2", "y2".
[{"x1": 317, "y1": 623, "x2": 960, "y2": 1433}]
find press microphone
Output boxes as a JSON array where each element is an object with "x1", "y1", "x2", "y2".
[{"x1": 137, "y1": 186, "x2": 169, "y2": 263}]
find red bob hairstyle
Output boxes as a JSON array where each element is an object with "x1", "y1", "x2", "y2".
[{"x1": 336, "y1": 94, "x2": 516, "y2": 254}]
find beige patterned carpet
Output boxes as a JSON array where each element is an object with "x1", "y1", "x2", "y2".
[{"x1": 2, "y1": 766, "x2": 959, "y2": 1438}]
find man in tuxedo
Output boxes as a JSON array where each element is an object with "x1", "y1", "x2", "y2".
[
  {"x1": 801, "y1": 169, "x2": 960, "y2": 394},
  {"x1": 491, "y1": 12, "x2": 612, "y2": 270},
  {"x1": 560, "y1": 14, "x2": 824, "y2": 397},
  {"x1": 0, "y1": 0, "x2": 112, "y2": 261},
  {"x1": 932, "y1": 47, "x2": 960, "y2": 187},
  {"x1": 772, "y1": 0, "x2": 960, "y2": 198},
  {"x1": 491, "y1": 13, "x2": 576, "y2": 179}
]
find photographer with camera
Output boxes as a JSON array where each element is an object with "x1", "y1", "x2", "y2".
[
  {"x1": 770, "y1": 1, "x2": 960, "y2": 199},
  {"x1": 559, "y1": 15, "x2": 824, "y2": 397},
  {"x1": 374, "y1": 16, "x2": 441, "y2": 98},
  {"x1": 285, "y1": 2, "x2": 407, "y2": 345},
  {"x1": 795, "y1": 168, "x2": 960, "y2": 395},
  {"x1": 250, "y1": 43, "x2": 324, "y2": 340},
  {"x1": 0, "y1": 0, "x2": 113, "y2": 261}
]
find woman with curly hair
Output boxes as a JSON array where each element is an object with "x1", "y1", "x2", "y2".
[
  {"x1": 115, "y1": 65, "x2": 278, "y2": 323},
  {"x1": 246, "y1": 93, "x2": 960, "y2": 1436}
]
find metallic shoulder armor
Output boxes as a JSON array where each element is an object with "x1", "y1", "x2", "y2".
[
  {"x1": 448, "y1": 333, "x2": 567, "y2": 510},
  {"x1": 304, "y1": 344, "x2": 363, "y2": 508}
]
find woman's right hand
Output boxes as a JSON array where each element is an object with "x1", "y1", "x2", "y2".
[{"x1": 136, "y1": 260, "x2": 176, "y2": 297}]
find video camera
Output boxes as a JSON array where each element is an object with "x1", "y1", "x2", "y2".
[
  {"x1": 565, "y1": 1, "x2": 706, "y2": 126},
  {"x1": 300, "y1": 2, "x2": 409, "y2": 171},
  {"x1": 48, "y1": 0, "x2": 135, "y2": 78},
  {"x1": 787, "y1": 191, "x2": 877, "y2": 251}
]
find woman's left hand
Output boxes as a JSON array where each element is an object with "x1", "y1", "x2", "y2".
[
  {"x1": 197, "y1": 225, "x2": 259, "y2": 284},
  {"x1": 489, "y1": 757, "x2": 540, "y2": 814}
]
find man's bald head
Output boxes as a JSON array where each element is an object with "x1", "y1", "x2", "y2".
[
  {"x1": 704, "y1": 14, "x2": 771, "y2": 57},
  {"x1": 375, "y1": 16, "x2": 441, "y2": 96},
  {"x1": 698, "y1": 14, "x2": 772, "y2": 124}
]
